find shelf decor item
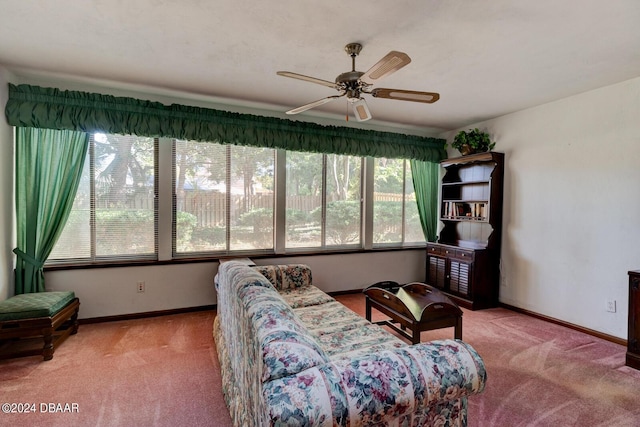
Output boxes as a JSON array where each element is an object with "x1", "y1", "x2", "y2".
[{"x1": 451, "y1": 128, "x2": 495, "y2": 156}]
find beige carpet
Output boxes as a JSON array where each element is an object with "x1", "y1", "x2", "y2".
[
  {"x1": 338, "y1": 293, "x2": 640, "y2": 427},
  {"x1": 0, "y1": 311, "x2": 231, "y2": 427},
  {"x1": 1, "y1": 294, "x2": 639, "y2": 426}
]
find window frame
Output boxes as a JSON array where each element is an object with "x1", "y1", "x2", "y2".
[
  {"x1": 283, "y1": 151, "x2": 364, "y2": 252},
  {"x1": 46, "y1": 134, "x2": 427, "y2": 267},
  {"x1": 46, "y1": 134, "x2": 159, "y2": 265},
  {"x1": 371, "y1": 157, "x2": 425, "y2": 249},
  {"x1": 171, "y1": 140, "x2": 277, "y2": 258}
]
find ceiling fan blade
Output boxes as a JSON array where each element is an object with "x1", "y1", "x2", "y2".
[
  {"x1": 360, "y1": 51, "x2": 411, "y2": 84},
  {"x1": 277, "y1": 71, "x2": 339, "y2": 89},
  {"x1": 351, "y1": 98, "x2": 372, "y2": 122},
  {"x1": 371, "y1": 88, "x2": 440, "y2": 103},
  {"x1": 285, "y1": 94, "x2": 344, "y2": 115}
]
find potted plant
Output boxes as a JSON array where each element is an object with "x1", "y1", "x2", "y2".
[{"x1": 450, "y1": 128, "x2": 495, "y2": 155}]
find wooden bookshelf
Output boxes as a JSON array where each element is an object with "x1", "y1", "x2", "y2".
[{"x1": 426, "y1": 152, "x2": 504, "y2": 310}]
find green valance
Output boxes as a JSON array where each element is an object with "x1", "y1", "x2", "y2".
[{"x1": 5, "y1": 83, "x2": 446, "y2": 162}]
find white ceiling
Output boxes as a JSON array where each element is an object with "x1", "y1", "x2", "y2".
[{"x1": 1, "y1": 0, "x2": 639, "y2": 133}]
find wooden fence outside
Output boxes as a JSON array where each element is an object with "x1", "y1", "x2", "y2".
[{"x1": 99, "y1": 191, "x2": 409, "y2": 227}]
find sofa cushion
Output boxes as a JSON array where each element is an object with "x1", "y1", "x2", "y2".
[
  {"x1": 253, "y1": 264, "x2": 312, "y2": 291},
  {"x1": 246, "y1": 288, "x2": 329, "y2": 382},
  {"x1": 279, "y1": 285, "x2": 335, "y2": 309},
  {"x1": 294, "y1": 300, "x2": 406, "y2": 360},
  {"x1": 261, "y1": 328, "x2": 330, "y2": 382}
]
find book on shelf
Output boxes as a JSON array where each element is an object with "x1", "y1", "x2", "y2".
[{"x1": 442, "y1": 201, "x2": 487, "y2": 220}]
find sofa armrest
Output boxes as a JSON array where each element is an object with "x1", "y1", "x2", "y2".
[{"x1": 263, "y1": 339, "x2": 486, "y2": 426}]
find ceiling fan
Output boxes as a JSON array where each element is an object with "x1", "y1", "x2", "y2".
[{"x1": 277, "y1": 43, "x2": 440, "y2": 122}]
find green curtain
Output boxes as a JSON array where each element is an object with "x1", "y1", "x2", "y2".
[
  {"x1": 5, "y1": 83, "x2": 446, "y2": 162},
  {"x1": 13, "y1": 127, "x2": 89, "y2": 294},
  {"x1": 410, "y1": 159, "x2": 440, "y2": 242}
]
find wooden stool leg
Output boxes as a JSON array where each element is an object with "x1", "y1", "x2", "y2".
[
  {"x1": 71, "y1": 306, "x2": 79, "y2": 335},
  {"x1": 412, "y1": 325, "x2": 421, "y2": 345},
  {"x1": 454, "y1": 317, "x2": 463, "y2": 340},
  {"x1": 43, "y1": 327, "x2": 54, "y2": 361}
]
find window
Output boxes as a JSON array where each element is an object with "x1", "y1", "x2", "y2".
[
  {"x1": 285, "y1": 152, "x2": 361, "y2": 249},
  {"x1": 325, "y1": 154, "x2": 362, "y2": 246},
  {"x1": 49, "y1": 134, "x2": 157, "y2": 262},
  {"x1": 49, "y1": 133, "x2": 426, "y2": 265},
  {"x1": 285, "y1": 151, "x2": 322, "y2": 248},
  {"x1": 372, "y1": 158, "x2": 425, "y2": 246},
  {"x1": 173, "y1": 140, "x2": 275, "y2": 254},
  {"x1": 403, "y1": 170, "x2": 425, "y2": 243}
]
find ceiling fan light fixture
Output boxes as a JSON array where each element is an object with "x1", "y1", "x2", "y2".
[{"x1": 351, "y1": 98, "x2": 371, "y2": 122}]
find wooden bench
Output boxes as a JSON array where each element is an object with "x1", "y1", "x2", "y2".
[{"x1": 0, "y1": 291, "x2": 79, "y2": 361}]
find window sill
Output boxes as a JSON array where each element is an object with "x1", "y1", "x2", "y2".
[{"x1": 44, "y1": 245, "x2": 426, "y2": 271}]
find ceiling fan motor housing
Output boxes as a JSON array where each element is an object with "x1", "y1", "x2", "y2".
[
  {"x1": 344, "y1": 43, "x2": 363, "y2": 56},
  {"x1": 336, "y1": 71, "x2": 367, "y2": 100}
]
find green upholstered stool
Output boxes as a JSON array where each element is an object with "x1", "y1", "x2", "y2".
[{"x1": 0, "y1": 291, "x2": 80, "y2": 361}]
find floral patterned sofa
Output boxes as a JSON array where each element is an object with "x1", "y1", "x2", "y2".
[{"x1": 213, "y1": 261, "x2": 486, "y2": 426}]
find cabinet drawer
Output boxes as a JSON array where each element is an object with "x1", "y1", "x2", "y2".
[
  {"x1": 427, "y1": 244, "x2": 441, "y2": 255},
  {"x1": 456, "y1": 249, "x2": 474, "y2": 260},
  {"x1": 442, "y1": 247, "x2": 455, "y2": 257}
]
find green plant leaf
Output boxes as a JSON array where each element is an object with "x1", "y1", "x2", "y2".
[{"x1": 449, "y1": 128, "x2": 495, "y2": 153}]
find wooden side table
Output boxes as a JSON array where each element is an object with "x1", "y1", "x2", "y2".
[
  {"x1": 627, "y1": 270, "x2": 640, "y2": 370},
  {"x1": 364, "y1": 281, "x2": 463, "y2": 344}
]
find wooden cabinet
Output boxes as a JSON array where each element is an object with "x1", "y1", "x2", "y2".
[
  {"x1": 426, "y1": 152, "x2": 504, "y2": 310},
  {"x1": 627, "y1": 270, "x2": 640, "y2": 370}
]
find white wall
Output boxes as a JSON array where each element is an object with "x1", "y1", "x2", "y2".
[
  {"x1": 0, "y1": 68, "x2": 14, "y2": 301},
  {"x1": 45, "y1": 250, "x2": 425, "y2": 319},
  {"x1": 441, "y1": 76, "x2": 640, "y2": 339}
]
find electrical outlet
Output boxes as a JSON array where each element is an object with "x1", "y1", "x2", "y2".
[
  {"x1": 137, "y1": 281, "x2": 145, "y2": 293},
  {"x1": 606, "y1": 299, "x2": 616, "y2": 313}
]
